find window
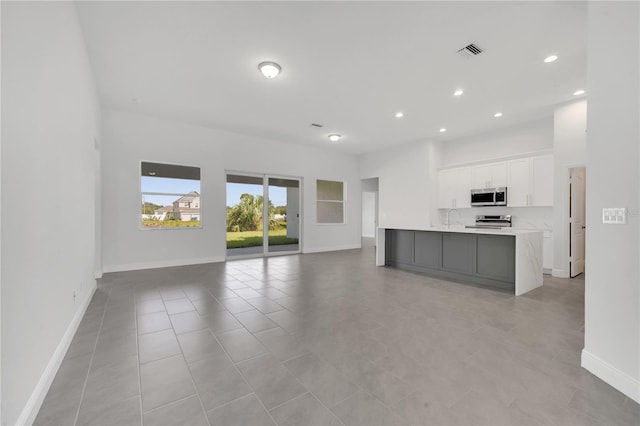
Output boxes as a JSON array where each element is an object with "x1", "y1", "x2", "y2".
[
  {"x1": 316, "y1": 179, "x2": 345, "y2": 224},
  {"x1": 140, "y1": 162, "x2": 201, "y2": 229}
]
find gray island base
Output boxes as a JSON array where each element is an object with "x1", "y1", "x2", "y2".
[{"x1": 376, "y1": 227, "x2": 543, "y2": 296}]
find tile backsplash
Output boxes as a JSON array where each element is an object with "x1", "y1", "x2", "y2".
[{"x1": 436, "y1": 206, "x2": 553, "y2": 230}]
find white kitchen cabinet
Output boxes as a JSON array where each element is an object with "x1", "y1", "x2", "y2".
[
  {"x1": 438, "y1": 167, "x2": 471, "y2": 208},
  {"x1": 543, "y1": 230, "x2": 553, "y2": 271},
  {"x1": 471, "y1": 162, "x2": 507, "y2": 189},
  {"x1": 507, "y1": 158, "x2": 530, "y2": 206},
  {"x1": 507, "y1": 155, "x2": 553, "y2": 207},
  {"x1": 530, "y1": 155, "x2": 554, "y2": 206}
]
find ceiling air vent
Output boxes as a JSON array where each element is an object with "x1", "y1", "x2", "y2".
[
  {"x1": 310, "y1": 123, "x2": 324, "y2": 128},
  {"x1": 457, "y1": 43, "x2": 483, "y2": 58}
]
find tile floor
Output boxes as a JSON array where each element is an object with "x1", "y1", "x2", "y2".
[{"x1": 36, "y1": 241, "x2": 639, "y2": 425}]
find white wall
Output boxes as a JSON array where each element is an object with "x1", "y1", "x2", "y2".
[
  {"x1": 1, "y1": 2, "x2": 101, "y2": 424},
  {"x1": 101, "y1": 110, "x2": 361, "y2": 272},
  {"x1": 441, "y1": 117, "x2": 553, "y2": 167},
  {"x1": 582, "y1": 1, "x2": 639, "y2": 402},
  {"x1": 552, "y1": 100, "x2": 587, "y2": 277},
  {"x1": 359, "y1": 140, "x2": 435, "y2": 229}
]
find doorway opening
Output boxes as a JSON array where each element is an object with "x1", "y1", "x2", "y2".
[
  {"x1": 569, "y1": 167, "x2": 586, "y2": 277},
  {"x1": 226, "y1": 173, "x2": 301, "y2": 258},
  {"x1": 361, "y1": 178, "x2": 379, "y2": 258}
]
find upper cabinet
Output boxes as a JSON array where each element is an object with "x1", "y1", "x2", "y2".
[
  {"x1": 506, "y1": 158, "x2": 530, "y2": 206},
  {"x1": 507, "y1": 155, "x2": 553, "y2": 207},
  {"x1": 438, "y1": 155, "x2": 553, "y2": 209},
  {"x1": 530, "y1": 156, "x2": 554, "y2": 206},
  {"x1": 438, "y1": 167, "x2": 471, "y2": 209},
  {"x1": 470, "y1": 161, "x2": 507, "y2": 189}
]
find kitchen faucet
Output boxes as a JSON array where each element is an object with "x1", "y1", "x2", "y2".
[{"x1": 446, "y1": 208, "x2": 459, "y2": 228}]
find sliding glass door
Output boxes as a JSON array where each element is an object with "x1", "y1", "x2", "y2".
[
  {"x1": 226, "y1": 173, "x2": 301, "y2": 258},
  {"x1": 267, "y1": 177, "x2": 300, "y2": 254}
]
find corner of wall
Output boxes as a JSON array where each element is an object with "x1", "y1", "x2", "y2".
[
  {"x1": 15, "y1": 282, "x2": 97, "y2": 426},
  {"x1": 582, "y1": 349, "x2": 640, "y2": 404}
]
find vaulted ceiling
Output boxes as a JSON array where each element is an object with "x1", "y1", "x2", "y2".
[{"x1": 76, "y1": 1, "x2": 587, "y2": 154}]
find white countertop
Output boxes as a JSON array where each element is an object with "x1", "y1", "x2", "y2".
[{"x1": 382, "y1": 226, "x2": 543, "y2": 236}]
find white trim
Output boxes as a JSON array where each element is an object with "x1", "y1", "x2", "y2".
[
  {"x1": 552, "y1": 268, "x2": 569, "y2": 278},
  {"x1": 582, "y1": 349, "x2": 640, "y2": 403},
  {"x1": 302, "y1": 244, "x2": 361, "y2": 254},
  {"x1": 102, "y1": 256, "x2": 225, "y2": 274},
  {"x1": 16, "y1": 282, "x2": 97, "y2": 426}
]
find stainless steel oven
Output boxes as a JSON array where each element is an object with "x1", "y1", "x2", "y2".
[{"x1": 470, "y1": 187, "x2": 507, "y2": 206}]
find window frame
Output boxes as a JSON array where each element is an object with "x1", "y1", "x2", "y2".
[
  {"x1": 316, "y1": 179, "x2": 346, "y2": 225},
  {"x1": 140, "y1": 161, "x2": 203, "y2": 231}
]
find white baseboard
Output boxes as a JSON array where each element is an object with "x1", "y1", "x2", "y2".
[
  {"x1": 552, "y1": 268, "x2": 569, "y2": 278},
  {"x1": 16, "y1": 281, "x2": 97, "y2": 426},
  {"x1": 581, "y1": 349, "x2": 640, "y2": 403},
  {"x1": 302, "y1": 244, "x2": 361, "y2": 254},
  {"x1": 102, "y1": 256, "x2": 225, "y2": 274}
]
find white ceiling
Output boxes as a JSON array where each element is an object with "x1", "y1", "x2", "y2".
[{"x1": 76, "y1": 1, "x2": 587, "y2": 155}]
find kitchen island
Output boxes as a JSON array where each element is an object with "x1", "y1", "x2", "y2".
[{"x1": 375, "y1": 226, "x2": 543, "y2": 296}]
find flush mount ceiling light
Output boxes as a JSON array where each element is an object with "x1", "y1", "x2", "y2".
[
  {"x1": 494, "y1": 112, "x2": 503, "y2": 118},
  {"x1": 328, "y1": 134, "x2": 342, "y2": 142},
  {"x1": 574, "y1": 89, "x2": 586, "y2": 96},
  {"x1": 453, "y1": 89, "x2": 464, "y2": 96},
  {"x1": 544, "y1": 55, "x2": 558, "y2": 63},
  {"x1": 258, "y1": 61, "x2": 281, "y2": 78},
  {"x1": 439, "y1": 128, "x2": 447, "y2": 133},
  {"x1": 395, "y1": 112, "x2": 404, "y2": 118}
]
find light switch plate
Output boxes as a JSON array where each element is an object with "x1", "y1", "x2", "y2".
[{"x1": 602, "y1": 208, "x2": 627, "y2": 224}]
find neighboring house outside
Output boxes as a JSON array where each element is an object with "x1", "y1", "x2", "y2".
[
  {"x1": 152, "y1": 205, "x2": 173, "y2": 220},
  {"x1": 173, "y1": 191, "x2": 200, "y2": 221},
  {"x1": 148, "y1": 191, "x2": 201, "y2": 221}
]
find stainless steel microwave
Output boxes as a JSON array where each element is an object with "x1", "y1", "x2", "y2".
[{"x1": 470, "y1": 187, "x2": 507, "y2": 206}]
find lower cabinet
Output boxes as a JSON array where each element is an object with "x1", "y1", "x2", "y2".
[
  {"x1": 386, "y1": 229, "x2": 516, "y2": 291},
  {"x1": 442, "y1": 233, "x2": 474, "y2": 275},
  {"x1": 414, "y1": 232, "x2": 441, "y2": 269},
  {"x1": 386, "y1": 229, "x2": 414, "y2": 265},
  {"x1": 475, "y1": 234, "x2": 516, "y2": 282}
]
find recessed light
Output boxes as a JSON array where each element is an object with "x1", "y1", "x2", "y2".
[
  {"x1": 494, "y1": 112, "x2": 503, "y2": 118},
  {"x1": 328, "y1": 134, "x2": 342, "y2": 142},
  {"x1": 258, "y1": 61, "x2": 281, "y2": 78},
  {"x1": 395, "y1": 112, "x2": 404, "y2": 118},
  {"x1": 453, "y1": 89, "x2": 464, "y2": 96},
  {"x1": 149, "y1": 171, "x2": 156, "y2": 176},
  {"x1": 574, "y1": 89, "x2": 586, "y2": 96},
  {"x1": 439, "y1": 128, "x2": 447, "y2": 133},
  {"x1": 544, "y1": 55, "x2": 558, "y2": 63}
]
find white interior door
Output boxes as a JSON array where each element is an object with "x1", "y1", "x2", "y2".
[
  {"x1": 362, "y1": 191, "x2": 376, "y2": 237},
  {"x1": 570, "y1": 167, "x2": 586, "y2": 277}
]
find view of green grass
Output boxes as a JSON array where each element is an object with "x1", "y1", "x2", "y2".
[
  {"x1": 142, "y1": 219, "x2": 201, "y2": 228},
  {"x1": 227, "y1": 228, "x2": 299, "y2": 249}
]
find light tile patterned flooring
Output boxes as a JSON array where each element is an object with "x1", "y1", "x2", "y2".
[{"x1": 36, "y1": 241, "x2": 639, "y2": 425}]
